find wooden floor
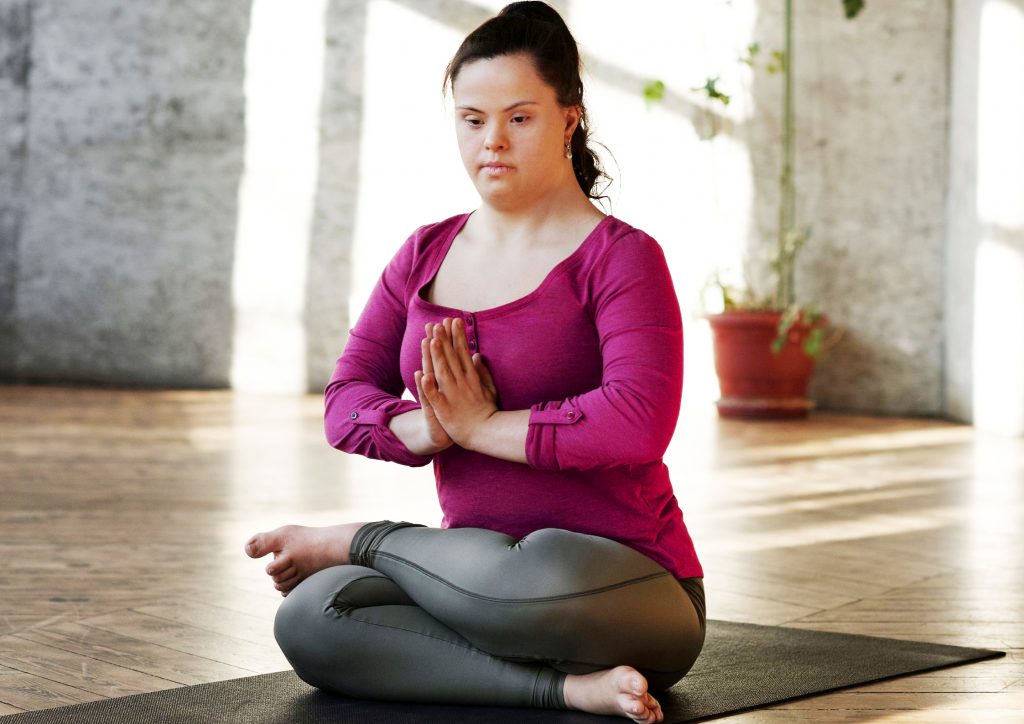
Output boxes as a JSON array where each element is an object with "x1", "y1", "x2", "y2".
[{"x1": 0, "y1": 384, "x2": 1021, "y2": 721}]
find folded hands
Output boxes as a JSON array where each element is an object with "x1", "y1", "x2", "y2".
[{"x1": 415, "y1": 317, "x2": 499, "y2": 451}]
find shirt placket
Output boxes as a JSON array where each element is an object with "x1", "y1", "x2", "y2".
[{"x1": 464, "y1": 313, "x2": 478, "y2": 352}]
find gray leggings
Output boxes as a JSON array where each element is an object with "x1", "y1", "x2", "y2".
[{"x1": 274, "y1": 521, "x2": 706, "y2": 710}]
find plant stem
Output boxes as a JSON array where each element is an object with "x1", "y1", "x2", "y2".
[{"x1": 777, "y1": 0, "x2": 796, "y2": 310}]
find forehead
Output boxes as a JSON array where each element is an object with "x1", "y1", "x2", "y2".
[{"x1": 453, "y1": 53, "x2": 558, "y2": 106}]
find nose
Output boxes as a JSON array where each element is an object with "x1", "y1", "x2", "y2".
[{"x1": 484, "y1": 124, "x2": 508, "y2": 151}]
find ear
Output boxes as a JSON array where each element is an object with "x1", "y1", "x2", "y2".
[{"x1": 564, "y1": 105, "x2": 581, "y2": 141}]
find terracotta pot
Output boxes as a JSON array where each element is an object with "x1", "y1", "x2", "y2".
[{"x1": 707, "y1": 311, "x2": 827, "y2": 420}]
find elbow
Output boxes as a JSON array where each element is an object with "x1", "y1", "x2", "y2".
[
  {"x1": 323, "y1": 378, "x2": 358, "y2": 451},
  {"x1": 626, "y1": 426, "x2": 673, "y2": 465},
  {"x1": 608, "y1": 385, "x2": 679, "y2": 464},
  {"x1": 324, "y1": 416, "x2": 353, "y2": 452}
]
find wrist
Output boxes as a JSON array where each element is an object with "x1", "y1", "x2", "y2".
[
  {"x1": 465, "y1": 410, "x2": 498, "y2": 453},
  {"x1": 390, "y1": 408, "x2": 443, "y2": 457}
]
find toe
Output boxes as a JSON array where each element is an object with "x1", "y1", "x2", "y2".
[
  {"x1": 246, "y1": 532, "x2": 275, "y2": 558},
  {"x1": 619, "y1": 694, "x2": 646, "y2": 718},
  {"x1": 266, "y1": 554, "x2": 292, "y2": 576},
  {"x1": 270, "y1": 565, "x2": 294, "y2": 581},
  {"x1": 275, "y1": 573, "x2": 301, "y2": 592},
  {"x1": 646, "y1": 694, "x2": 663, "y2": 721}
]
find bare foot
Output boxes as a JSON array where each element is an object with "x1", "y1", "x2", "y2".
[
  {"x1": 562, "y1": 666, "x2": 663, "y2": 723},
  {"x1": 244, "y1": 522, "x2": 369, "y2": 596}
]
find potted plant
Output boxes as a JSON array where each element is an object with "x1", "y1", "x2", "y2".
[{"x1": 646, "y1": 0, "x2": 863, "y2": 419}]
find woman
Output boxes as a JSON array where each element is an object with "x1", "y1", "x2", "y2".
[{"x1": 244, "y1": 3, "x2": 704, "y2": 721}]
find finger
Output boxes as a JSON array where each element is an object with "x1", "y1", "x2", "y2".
[
  {"x1": 423, "y1": 323, "x2": 436, "y2": 369},
  {"x1": 431, "y1": 325, "x2": 459, "y2": 384},
  {"x1": 421, "y1": 337, "x2": 435, "y2": 380},
  {"x1": 417, "y1": 370, "x2": 439, "y2": 408},
  {"x1": 434, "y1": 319, "x2": 467, "y2": 380},
  {"x1": 450, "y1": 318, "x2": 479, "y2": 380},
  {"x1": 414, "y1": 370, "x2": 429, "y2": 405},
  {"x1": 473, "y1": 352, "x2": 496, "y2": 391},
  {"x1": 419, "y1": 368, "x2": 438, "y2": 399},
  {"x1": 429, "y1": 336, "x2": 453, "y2": 386},
  {"x1": 421, "y1": 370, "x2": 450, "y2": 416}
]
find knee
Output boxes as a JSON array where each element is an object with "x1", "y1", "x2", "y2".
[
  {"x1": 274, "y1": 565, "x2": 395, "y2": 691},
  {"x1": 273, "y1": 569, "x2": 336, "y2": 689}
]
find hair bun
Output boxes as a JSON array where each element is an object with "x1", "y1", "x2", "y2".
[{"x1": 500, "y1": 1, "x2": 562, "y2": 25}]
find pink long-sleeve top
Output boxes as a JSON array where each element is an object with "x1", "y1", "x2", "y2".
[{"x1": 325, "y1": 212, "x2": 703, "y2": 579}]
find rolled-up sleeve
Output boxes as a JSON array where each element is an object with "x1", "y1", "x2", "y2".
[
  {"x1": 324, "y1": 232, "x2": 435, "y2": 467},
  {"x1": 525, "y1": 232, "x2": 683, "y2": 471}
]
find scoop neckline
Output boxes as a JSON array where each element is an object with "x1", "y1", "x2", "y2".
[{"x1": 414, "y1": 212, "x2": 614, "y2": 319}]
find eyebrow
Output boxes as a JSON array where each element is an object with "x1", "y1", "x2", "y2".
[{"x1": 456, "y1": 101, "x2": 539, "y2": 113}]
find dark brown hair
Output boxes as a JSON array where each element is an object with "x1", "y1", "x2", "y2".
[{"x1": 443, "y1": 1, "x2": 611, "y2": 201}]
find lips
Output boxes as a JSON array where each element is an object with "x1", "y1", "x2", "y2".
[{"x1": 480, "y1": 162, "x2": 513, "y2": 176}]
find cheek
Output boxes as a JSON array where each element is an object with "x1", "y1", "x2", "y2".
[
  {"x1": 455, "y1": 127, "x2": 479, "y2": 154},
  {"x1": 521, "y1": 128, "x2": 559, "y2": 165}
]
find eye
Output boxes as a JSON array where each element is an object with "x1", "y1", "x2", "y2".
[
  {"x1": 462, "y1": 117, "x2": 483, "y2": 127},
  {"x1": 511, "y1": 115, "x2": 528, "y2": 124}
]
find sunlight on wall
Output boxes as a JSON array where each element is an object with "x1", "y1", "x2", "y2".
[
  {"x1": 972, "y1": 0, "x2": 1024, "y2": 435},
  {"x1": 349, "y1": 0, "x2": 475, "y2": 339},
  {"x1": 975, "y1": 2, "x2": 1024, "y2": 230},
  {"x1": 230, "y1": 0, "x2": 327, "y2": 393}
]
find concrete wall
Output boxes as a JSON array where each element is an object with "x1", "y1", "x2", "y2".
[
  {"x1": 0, "y1": 2, "x2": 249, "y2": 387},
  {"x1": 741, "y1": 0, "x2": 951, "y2": 415},
  {"x1": 0, "y1": 1, "x2": 31, "y2": 377}
]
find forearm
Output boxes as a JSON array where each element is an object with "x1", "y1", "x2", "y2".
[
  {"x1": 388, "y1": 407, "x2": 448, "y2": 457},
  {"x1": 467, "y1": 409, "x2": 530, "y2": 464}
]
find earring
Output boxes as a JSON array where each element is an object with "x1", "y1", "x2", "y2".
[{"x1": 564, "y1": 142, "x2": 572, "y2": 160}]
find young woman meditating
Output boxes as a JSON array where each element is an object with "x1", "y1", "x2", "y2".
[{"x1": 245, "y1": 3, "x2": 705, "y2": 721}]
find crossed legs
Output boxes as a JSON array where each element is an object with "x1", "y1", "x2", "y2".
[{"x1": 245, "y1": 521, "x2": 704, "y2": 721}]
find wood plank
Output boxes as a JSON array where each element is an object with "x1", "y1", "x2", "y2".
[
  {"x1": 133, "y1": 599, "x2": 275, "y2": 646},
  {"x1": 78, "y1": 610, "x2": 289, "y2": 673},
  {"x1": 0, "y1": 634, "x2": 180, "y2": 699},
  {"x1": 0, "y1": 700, "x2": 26, "y2": 715},
  {"x1": 0, "y1": 667, "x2": 101, "y2": 710},
  {"x1": 15, "y1": 622, "x2": 257, "y2": 685}
]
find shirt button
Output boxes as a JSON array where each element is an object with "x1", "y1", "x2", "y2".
[
  {"x1": 465, "y1": 317, "x2": 474, "y2": 327},
  {"x1": 469, "y1": 339, "x2": 477, "y2": 349},
  {"x1": 566, "y1": 410, "x2": 576, "y2": 419},
  {"x1": 350, "y1": 411, "x2": 359, "y2": 419}
]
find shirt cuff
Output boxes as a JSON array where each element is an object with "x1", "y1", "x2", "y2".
[
  {"x1": 525, "y1": 401, "x2": 584, "y2": 470},
  {"x1": 350, "y1": 398, "x2": 435, "y2": 467}
]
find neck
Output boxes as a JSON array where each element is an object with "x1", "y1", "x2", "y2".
[{"x1": 475, "y1": 179, "x2": 603, "y2": 248}]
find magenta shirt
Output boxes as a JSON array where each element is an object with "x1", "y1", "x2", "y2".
[{"x1": 325, "y1": 212, "x2": 703, "y2": 579}]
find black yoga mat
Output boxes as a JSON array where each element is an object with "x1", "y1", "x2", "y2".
[{"x1": 0, "y1": 619, "x2": 1003, "y2": 723}]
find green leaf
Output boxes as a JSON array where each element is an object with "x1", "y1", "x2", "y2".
[
  {"x1": 643, "y1": 80, "x2": 666, "y2": 105},
  {"x1": 692, "y1": 76, "x2": 730, "y2": 106},
  {"x1": 804, "y1": 328, "x2": 823, "y2": 357},
  {"x1": 739, "y1": 43, "x2": 760, "y2": 66},
  {"x1": 842, "y1": 0, "x2": 865, "y2": 19}
]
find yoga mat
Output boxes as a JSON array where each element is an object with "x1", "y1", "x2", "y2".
[{"x1": 0, "y1": 620, "x2": 1003, "y2": 723}]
